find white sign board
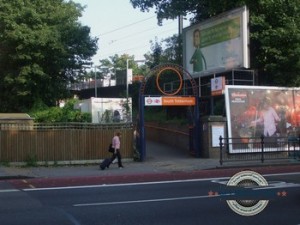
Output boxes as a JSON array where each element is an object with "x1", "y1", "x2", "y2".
[
  {"x1": 211, "y1": 125, "x2": 225, "y2": 147},
  {"x1": 145, "y1": 97, "x2": 162, "y2": 106},
  {"x1": 183, "y1": 6, "x2": 249, "y2": 77}
]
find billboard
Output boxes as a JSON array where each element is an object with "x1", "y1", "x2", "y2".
[
  {"x1": 183, "y1": 6, "x2": 249, "y2": 77},
  {"x1": 225, "y1": 85, "x2": 300, "y2": 153}
]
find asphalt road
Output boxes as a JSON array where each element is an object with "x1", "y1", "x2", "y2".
[{"x1": 1, "y1": 172, "x2": 299, "y2": 225}]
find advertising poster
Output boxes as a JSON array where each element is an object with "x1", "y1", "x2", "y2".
[
  {"x1": 183, "y1": 6, "x2": 249, "y2": 77},
  {"x1": 225, "y1": 86, "x2": 300, "y2": 153}
]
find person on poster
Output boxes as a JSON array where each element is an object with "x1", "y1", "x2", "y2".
[
  {"x1": 190, "y1": 29, "x2": 207, "y2": 72},
  {"x1": 250, "y1": 97, "x2": 281, "y2": 137}
]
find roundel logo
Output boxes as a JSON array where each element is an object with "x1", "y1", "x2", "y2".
[
  {"x1": 146, "y1": 98, "x2": 152, "y2": 105},
  {"x1": 226, "y1": 170, "x2": 269, "y2": 216}
]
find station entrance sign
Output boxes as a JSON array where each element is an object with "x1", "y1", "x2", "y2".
[
  {"x1": 137, "y1": 63, "x2": 200, "y2": 161},
  {"x1": 145, "y1": 96, "x2": 196, "y2": 106}
]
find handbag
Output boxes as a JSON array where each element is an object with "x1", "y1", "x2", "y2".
[{"x1": 108, "y1": 143, "x2": 114, "y2": 153}]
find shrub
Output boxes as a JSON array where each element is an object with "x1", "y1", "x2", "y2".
[
  {"x1": 29, "y1": 99, "x2": 91, "y2": 123},
  {"x1": 25, "y1": 153, "x2": 38, "y2": 167}
]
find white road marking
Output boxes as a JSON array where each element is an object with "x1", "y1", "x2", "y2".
[
  {"x1": 73, "y1": 193, "x2": 235, "y2": 207},
  {"x1": 211, "y1": 172, "x2": 300, "y2": 186},
  {"x1": 253, "y1": 181, "x2": 300, "y2": 190},
  {"x1": 0, "y1": 189, "x2": 20, "y2": 193},
  {"x1": 22, "y1": 177, "x2": 230, "y2": 192}
]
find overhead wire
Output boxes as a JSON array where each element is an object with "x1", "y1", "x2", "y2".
[
  {"x1": 107, "y1": 21, "x2": 175, "y2": 44},
  {"x1": 100, "y1": 27, "x2": 178, "y2": 58},
  {"x1": 97, "y1": 16, "x2": 156, "y2": 37},
  {"x1": 98, "y1": 18, "x2": 179, "y2": 58}
]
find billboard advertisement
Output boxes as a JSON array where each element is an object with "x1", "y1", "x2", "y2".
[
  {"x1": 225, "y1": 85, "x2": 300, "y2": 153},
  {"x1": 183, "y1": 6, "x2": 249, "y2": 77}
]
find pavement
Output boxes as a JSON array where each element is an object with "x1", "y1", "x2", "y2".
[{"x1": 1, "y1": 141, "x2": 300, "y2": 188}]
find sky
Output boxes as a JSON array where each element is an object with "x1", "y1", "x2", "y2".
[{"x1": 73, "y1": 0, "x2": 191, "y2": 65}]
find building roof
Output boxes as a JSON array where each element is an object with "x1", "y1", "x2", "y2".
[{"x1": 0, "y1": 113, "x2": 32, "y2": 120}]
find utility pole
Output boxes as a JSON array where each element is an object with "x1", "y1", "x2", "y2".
[
  {"x1": 178, "y1": 15, "x2": 183, "y2": 35},
  {"x1": 94, "y1": 66, "x2": 97, "y2": 97}
]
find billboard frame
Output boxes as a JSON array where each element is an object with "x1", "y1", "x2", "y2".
[
  {"x1": 225, "y1": 85, "x2": 300, "y2": 153},
  {"x1": 183, "y1": 6, "x2": 250, "y2": 78}
]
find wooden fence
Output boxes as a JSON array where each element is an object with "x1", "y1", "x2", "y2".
[{"x1": 0, "y1": 123, "x2": 133, "y2": 164}]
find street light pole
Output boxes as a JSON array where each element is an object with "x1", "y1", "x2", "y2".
[
  {"x1": 126, "y1": 59, "x2": 129, "y2": 100},
  {"x1": 94, "y1": 66, "x2": 97, "y2": 97}
]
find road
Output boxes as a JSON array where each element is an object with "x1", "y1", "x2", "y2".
[{"x1": 0, "y1": 172, "x2": 299, "y2": 225}]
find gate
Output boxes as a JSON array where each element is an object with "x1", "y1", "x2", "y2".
[{"x1": 136, "y1": 63, "x2": 200, "y2": 161}]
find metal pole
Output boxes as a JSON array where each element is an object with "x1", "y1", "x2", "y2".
[
  {"x1": 261, "y1": 135, "x2": 264, "y2": 163},
  {"x1": 178, "y1": 15, "x2": 183, "y2": 35},
  {"x1": 219, "y1": 136, "x2": 223, "y2": 166},
  {"x1": 94, "y1": 66, "x2": 97, "y2": 97},
  {"x1": 139, "y1": 94, "x2": 146, "y2": 161},
  {"x1": 126, "y1": 59, "x2": 129, "y2": 99}
]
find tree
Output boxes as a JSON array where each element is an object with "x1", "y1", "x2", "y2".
[
  {"x1": 99, "y1": 54, "x2": 148, "y2": 78},
  {"x1": 130, "y1": 0, "x2": 300, "y2": 86},
  {"x1": 146, "y1": 35, "x2": 182, "y2": 67},
  {"x1": 0, "y1": 0, "x2": 98, "y2": 112},
  {"x1": 145, "y1": 38, "x2": 163, "y2": 69}
]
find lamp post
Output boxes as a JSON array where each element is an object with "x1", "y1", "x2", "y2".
[
  {"x1": 94, "y1": 66, "x2": 97, "y2": 97},
  {"x1": 126, "y1": 59, "x2": 129, "y2": 100}
]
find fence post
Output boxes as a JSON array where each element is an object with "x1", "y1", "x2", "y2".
[
  {"x1": 293, "y1": 136, "x2": 296, "y2": 159},
  {"x1": 261, "y1": 134, "x2": 265, "y2": 163},
  {"x1": 297, "y1": 134, "x2": 300, "y2": 159},
  {"x1": 219, "y1": 135, "x2": 223, "y2": 166}
]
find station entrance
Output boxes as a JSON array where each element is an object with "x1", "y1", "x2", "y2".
[{"x1": 136, "y1": 64, "x2": 200, "y2": 161}]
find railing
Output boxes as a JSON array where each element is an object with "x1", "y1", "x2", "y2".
[
  {"x1": 219, "y1": 135, "x2": 300, "y2": 165},
  {"x1": 0, "y1": 123, "x2": 133, "y2": 164}
]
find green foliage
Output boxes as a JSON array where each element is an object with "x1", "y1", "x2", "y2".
[
  {"x1": 30, "y1": 99, "x2": 91, "y2": 123},
  {"x1": 144, "y1": 108, "x2": 166, "y2": 122},
  {"x1": 0, "y1": 0, "x2": 98, "y2": 112},
  {"x1": 99, "y1": 54, "x2": 148, "y2": 76},
  {"x1": 53, "y1": 161, "x2": 59, "y2": 167},
  {"x1": 25, "y1": 153, "x2": 38, "y2": 167},
  {"x1": 144, "y1": 107, "x2": 187, "y2": 125},
  {"x1": 0, "y1": 160, "x2": 10, "y2": 167},
  {"x1": 247, "y1": 0, "x2": 300, "y2": 86}
]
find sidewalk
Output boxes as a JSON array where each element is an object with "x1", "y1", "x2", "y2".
[{"x1": 0, "y1": 141, "x2": 299, "y2": 181}]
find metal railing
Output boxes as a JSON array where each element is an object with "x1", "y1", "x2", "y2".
[{"x1": 219, "y1": 135, "x2": 300, "y2": 165}]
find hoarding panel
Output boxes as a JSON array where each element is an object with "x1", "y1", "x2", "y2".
[
  {"x1": 183, "y1": 6, "x2": 249, "y2": 77},
  {"x1": 225, "y1": 86, "x2": 300, "y2": 153}
]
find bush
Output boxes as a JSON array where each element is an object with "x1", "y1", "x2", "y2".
[
  {"x1": 29, "y1": 99, "x2": 91, "y2": 123},
  {"x1": 25, "y1": 153, "x2": 38, "y2": 167}
]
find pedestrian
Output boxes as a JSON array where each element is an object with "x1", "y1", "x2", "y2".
[{"x1": 110, "y1": 131, "x2": 124, "y2": 168}]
